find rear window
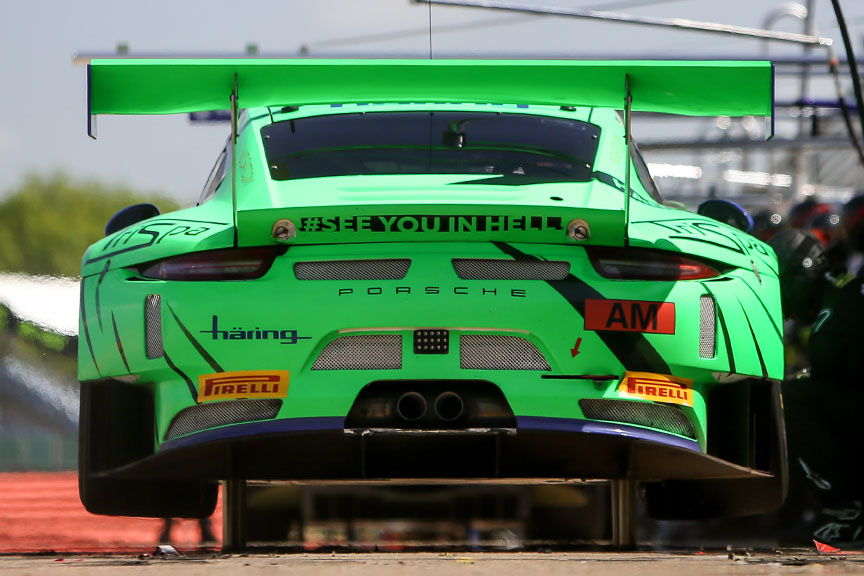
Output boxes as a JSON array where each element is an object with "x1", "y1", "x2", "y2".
[{"x1": 261, "y1": 112, "x2": 600, "y2": 182}]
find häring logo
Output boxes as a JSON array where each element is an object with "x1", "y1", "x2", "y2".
[
  {"x1": 198, "y1": 370, "x2": 290, "y2": 403},
  {"x1": 617, "y1": 371, "x2": 693, "y2": 407}
]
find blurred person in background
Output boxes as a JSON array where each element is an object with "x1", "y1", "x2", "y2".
[
  {"x1": 769, "y1": 229, "x2": 864, "y2": 546},
  {"x1": 787, "y1": 198, "x2": 847, "y2": 271},
  {"x1": 780, "y1": 200, "x2": 848, "y2": 379},
  {"x1": 805, "y1": 210, "x2": 848, "y2": 274},
  {"x1": 842, "y1": 194, "x2": 864, "y2": 276},
  {"x1": 751, "y1": 210, "x2": 786, "y2": 242},
  {"x1": 788, "y1": 197, "x2": 830, "y2": 230}
]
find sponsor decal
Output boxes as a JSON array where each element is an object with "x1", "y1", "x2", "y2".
[
  {"x1": 584, "y1": 299, "x2": 675, "y2": 334},
  {"x1": 198, "y1": 370, "x2": 290, "y2": 402},
  {"x1": 337, "y1": 286, "x2": 526, "y2": 297},
  {"x1": 618, "y1": 371, "x2": 693, "y2": 407},
  {"x1": 298, "y1": 214, "x2": 563, "y2": 234},
  {"x1": 86, "y1": 217, "x2": 230, "y2": 265},
  {"x1": 200, "y1": 315, "x2": 310, "y2": 345}
]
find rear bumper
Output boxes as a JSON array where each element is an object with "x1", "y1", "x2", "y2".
[{"x1": 100, "y1": 416, "x2": 769, "y2": 483}]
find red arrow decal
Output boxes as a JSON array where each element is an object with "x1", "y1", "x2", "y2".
[{"x1": 571, "y1": 337, "x2": 582, "y2": 358}]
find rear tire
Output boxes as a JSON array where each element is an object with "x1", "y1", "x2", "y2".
[{"x1": 78, "y1": 379, "x2": 217, "y2": 518}]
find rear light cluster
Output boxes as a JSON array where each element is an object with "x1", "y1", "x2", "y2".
[
  {"x1": 137, "y1": 247, "x2": 281, "y2": 281},
  {"x1": 586, "y1": 246, "x2": 723, "y2": 281},
  {"x1": 135, "y1": 245, "x2": 721, "y2": 282}
]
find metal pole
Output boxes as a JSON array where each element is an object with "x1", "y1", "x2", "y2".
[
  {"x1": 798, "y1": 0, "x2": 816, "y2": 198},
  {"x1": 222, "y1": 479, "x2": 248, "y2": 552},
  {"x1": 761, "y1": 3, "x2": 812, "y2": 199},
  {"x1": 610, "y1": 479, "x2": 637, "y2": 549},
  {"x1": 801, "y1": 1, "x2": 816, "y2": 109},
  {"x1": 419, "y1": 0, "x2": 833, "y2": 47}
]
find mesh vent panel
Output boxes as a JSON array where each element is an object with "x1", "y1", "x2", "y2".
[
  {"x1": 294, "y1": 259, "x2": 410, "y2": 280},
  {"x1": 165, "y1": 399, "x2": 282, "y2": 440},
  {"x1": 460, "y1": 335, "x2": 550, "y2": 371},
  {"x1": 453, "y1": 259, "x2": 570, "y2": 280},
  {"x1": 699, "y1": 295, "x2": 716, "y2": 358},
  {"x1": 312, "y1": 335, "x2": 402, "y2": 370},
  {"x1": 579, "y1": 398, "x2": 696, "y2": 439},
  {"x1": 144, "y1": 294, "x2": 163, "y2": 359}
]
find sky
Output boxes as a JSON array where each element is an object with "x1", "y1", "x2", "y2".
[{"x1": 2, "y1": 0, "x2": 864, "y2": 206}]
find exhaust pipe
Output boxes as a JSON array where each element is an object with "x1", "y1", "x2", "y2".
[
  {"x1": 396, "y1": 392, "x2": 427, "y2": 422},
  {"x1": 434, "y1": 391, "x2": 464, "y2": 422}
]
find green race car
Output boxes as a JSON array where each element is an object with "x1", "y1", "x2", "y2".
[{"x1": 78, "y1": 59, "x2": 785, "y2": 520}]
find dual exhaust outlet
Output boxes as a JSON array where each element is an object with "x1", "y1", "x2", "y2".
[{"x1": 396, "y1": 391, "x2": 464, "y2": 423}]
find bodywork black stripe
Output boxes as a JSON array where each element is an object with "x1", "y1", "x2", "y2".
[
  {"x1": 741, "y1": 280, "x2": 783, "y2": 340},
  {"x1": 79, "y1": 278, "x2": 100, "y2": 375},
  {"x1": 667, "y1": 236, "x2": 746, "y2": 254},
  {"x1": 493, "y1": 242, "x2": 669, "y2": 373},
  {"x1": 111, "y1": 311, "x2": 131, "y2": 373},
  {"x1": 95, "y1": 259, "x2": 110, "y2": 331},
  {"x1": 591, "y1": 171, "x2": 654, "y2": 206},
  {"x1": 166, "y1": 303, "x2": 224, "y2": 373},
  {"x1": 162, "y1": 349, "x2": 198, "y2": 402},
  {"x1": 740, "y1": 299, "x2": 769, "y2": 379},
  {"x1": 493, "y1": 241, "x2": 535, "y2": 261}
]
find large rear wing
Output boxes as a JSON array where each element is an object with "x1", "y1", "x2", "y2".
[
  {"x1": 87, "y1": 58, "x2": 773, "y2": 129},
  {"x1": 87, "y1": 58, "x2": 773, "y2": 248}
]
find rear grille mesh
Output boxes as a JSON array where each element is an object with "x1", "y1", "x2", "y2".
[
  {"x1": 460, "y1": 335, "x2": 550, "y2": 371},
  {"x1": 294, "y1": 259, "x2": 410, "y2": 280},
  {"x1": 699, "y1": 295, "x2": 716, "y2": 358},
  {"x1": 453, "y1": 259, "x2": 570, "y2": 280},
  {"x1": 579, "y1": 398, "x2": 696, "y2": 439},
  {"x1": 144, "y1": 294, "x2": 163, "y2": 359},
  {"x1": 164, "y1": 399, "x2": 282, "y2": 440},
  {"x1": 312, "y1": 335, "x2": 402, "y2": 370}
]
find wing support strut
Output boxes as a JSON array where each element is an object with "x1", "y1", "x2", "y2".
[
  {"x1": 623, "y1": 74, "x2": 632, "y2": 247},
  {"x1": 230, "y1": 73, "x2": 239, "y2": 247},
  {"x1": 87, "y1": 64, "x2": 97, "y2": 140}
]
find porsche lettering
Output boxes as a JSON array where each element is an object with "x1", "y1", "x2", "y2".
[{"x1": 337, "y1": 286, "x2": 527, "y2": 297}]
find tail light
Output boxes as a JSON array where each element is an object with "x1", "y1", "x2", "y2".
[
  {"x1": 587, "y1": 246, "x2": 723, "y2": 281},
  {"x1": 137, "y1": 247, "x2": 281, "y2": 280}
]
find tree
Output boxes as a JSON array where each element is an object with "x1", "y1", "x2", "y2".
[{"x1": 0, "y1": 173, "x2": 180, "y2": 277}]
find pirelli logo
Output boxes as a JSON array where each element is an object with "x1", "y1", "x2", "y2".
[
  {"x1": 197, "y1": 370, "x2": 290, "y2": 402},
  {"x1": 618, "y1": 372, "x2": 693, "y2": 407}
]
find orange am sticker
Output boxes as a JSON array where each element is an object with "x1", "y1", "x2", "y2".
[
  {"x1": 198, "y1": 370, "x2": 290, "y2": 402},
  {"x1": 584, "y1": 299, "x2": 675, "y2": 334},
  {"x1": 618, "y1": 372, "x2": 693, "y2": 407}
]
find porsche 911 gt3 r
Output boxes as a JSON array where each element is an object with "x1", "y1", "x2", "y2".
[{"x1": 78, "y1": 59, "x2": 785, "y2": 520}]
